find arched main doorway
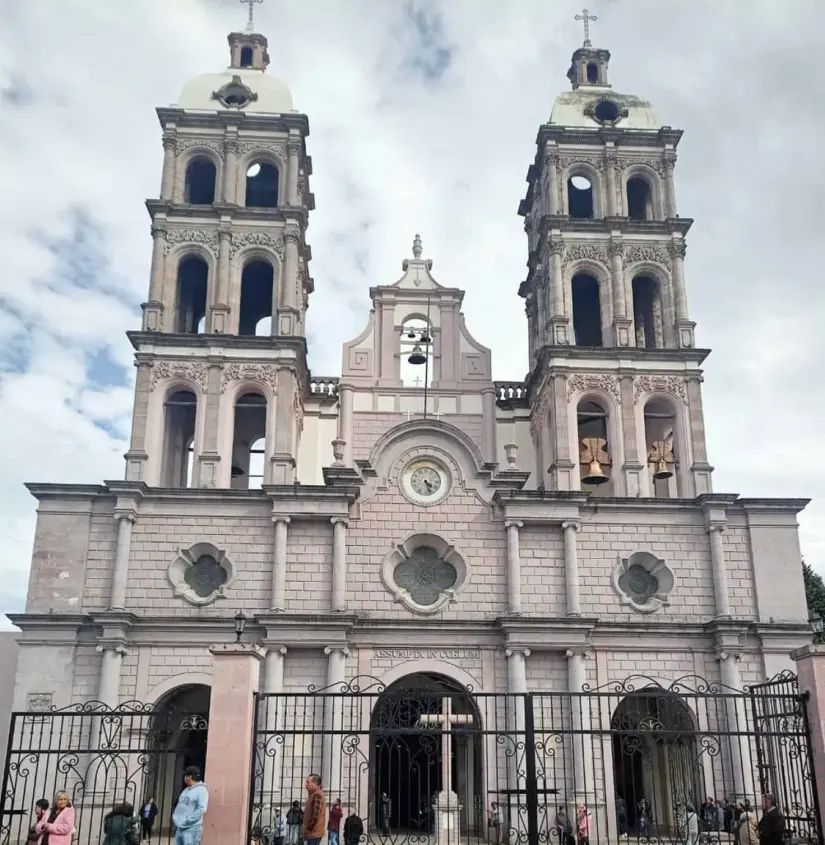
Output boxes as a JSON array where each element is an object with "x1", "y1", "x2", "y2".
[
  {"x1": 150, "y1": 684, "x2": 211, "y2": 831},
  {"x1": 611, "y1": 688, "x2": 700, "y2": 836},
  {"x1": 370, "y1": 673, "x2": 482, "y2": 834}
]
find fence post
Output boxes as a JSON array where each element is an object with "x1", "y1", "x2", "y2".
[
  {"x1": 792, "y1": 644, "x2": 825, "y2": 841},
  {"x1": 202, "y1": 643, "x2": 265, "y2": 845},
  {"x1": 524, "y1": 693, "x2": 539, "y2": 845}
]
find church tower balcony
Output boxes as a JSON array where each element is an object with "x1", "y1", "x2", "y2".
[
  {"x1": 125, "y1": 11, "x2": 313, "y2": 489},
  {"x1": 519, "y1": 21, "x2": 712, "y2": 500}
]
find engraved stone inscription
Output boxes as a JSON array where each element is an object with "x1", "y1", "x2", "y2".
[{"x1": 374, "y1": 648, "x2": 481, "y2": 661}]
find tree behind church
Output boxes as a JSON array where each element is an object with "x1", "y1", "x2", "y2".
[{"x1": 803, "y1": 560, "x2": 825, "y2": 619}]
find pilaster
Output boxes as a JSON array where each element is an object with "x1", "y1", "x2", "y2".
[
  {"x1": 505, "y1": 521, "x2": 523, "y2": 615},
  {"x1": 271, "y1": 516, "x2": 290, "y2": 611},
  {"x1": 562, "y1": 521, "x2": 581, "y2": 617},
  {"x1": 331, "y1": 518, "x2": 348, "y2": 613},
  {"x1": 109, "y1": 507, "x2": 137, "y2": 610}
]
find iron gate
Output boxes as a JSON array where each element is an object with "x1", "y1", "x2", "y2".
[
  {"x1": 0, "y1": 701, "x2": 208, "y2": 845},
  {"x1": 248, "y1": 674, "x2": 822, "y2": 845}
]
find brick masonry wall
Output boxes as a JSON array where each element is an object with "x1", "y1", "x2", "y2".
[{"x1": 352, "y1": 413, "x2": 483, "y2": 461}]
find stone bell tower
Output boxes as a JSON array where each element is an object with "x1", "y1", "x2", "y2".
[
  {"x1": 518, "y1": 18, "x2": 713, "y2": 499},
  {"x1": 125, "y1": 9, "x2": 314, "y2": 488}
]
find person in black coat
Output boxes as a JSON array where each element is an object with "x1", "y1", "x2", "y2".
[
  {"x1": 343, "y1": 812, "x2": 363, "y2": 845},
  {"x1": 139, "y1": 798, "x2": 158, "y2": 841},
  {"x1": 757, "y1": 794, "x2": 785, "y2": 845}
]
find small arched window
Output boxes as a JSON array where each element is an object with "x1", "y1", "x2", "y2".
[
  {"x1": 238, "y1": 261, "x2": 274, "y2": 336},
  {"x1": 240, "y1": 46, "x2": 254, "y2": 67},
  {"x1": 246, "y1": 162, "x2": 279, "y2": 208},
  {"x1": 644, "y1": 398, "x2": 678, "y2": 498},
  {"x1": 577, "y1": 399, "x2": 613, "y2": 496},
  {"x1": 162, "y1": 390, "x2": 197, "y2": 488},
  {"x1": 571, "y1": 274, "x2": 602, "y2": 347},
  {"x1": 184, "y1": 157, "x2": 217, "y2": 205},
  {"x1": 176, "y1": 256, "x2": 208, "y2": 334},
  {"x1": 586, "y1": 63, "x2": 599, "y2": 84},
  {"x1": 567, "y1": 174, "x2": 594, "y2": 219},
  {"x1": 627, "y1": 176, "x2": 654, "y2": 220}
]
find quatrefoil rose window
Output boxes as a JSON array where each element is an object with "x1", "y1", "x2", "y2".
[
  {"x1": 611, "y1": 551, "x2": 674, "y2": 613},
  {"x1": 381, "y1": 534, "x2": 468, "y2": 615},
  {"x1": 168, "y1": 543, "x2": 236, "y2": 606}
]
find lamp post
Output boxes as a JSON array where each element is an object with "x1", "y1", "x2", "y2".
[
  {"x1": 809, "y1": 612, "x2": 824, "y2": 645},
  {"x1": 234, "y1": 611, "x2": 248, "y2": 643}
]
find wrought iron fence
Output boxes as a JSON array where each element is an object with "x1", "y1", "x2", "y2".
[
  {"x1": 0, "y1": 702, "x2": 208, "y2": 845},
  {"x1": 248, "y1": 674, "x2": 822, "y2": 845}
]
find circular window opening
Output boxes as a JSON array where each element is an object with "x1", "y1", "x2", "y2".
[
  {"x1": 223, "y1": 88, "x2": 250, "y2": 107},
  {"x1": 594, "y1": 99, "x2": 620, "y2": 123},
  {"x1": 570, "y1": 175, "x2": 591, "y2": 191}
]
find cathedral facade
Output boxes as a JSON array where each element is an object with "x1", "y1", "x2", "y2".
[{"x1": 6, "y1": 15, "x2": 815, "y2": 845}]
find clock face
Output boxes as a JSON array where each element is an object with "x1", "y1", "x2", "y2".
[{"x1": 403, "y1": 460, "x2": 449, "y2": 505}]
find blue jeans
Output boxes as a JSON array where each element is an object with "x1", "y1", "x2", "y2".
[
  {"x1": 305, "y1": 839, "x2": 322, "y2": 845},
  {"x1": 175, "y1": 827, "x2": 203, "y2": 845},
  {"x1": 329, "y1": 833, "x2": 339, "y2": 845}
]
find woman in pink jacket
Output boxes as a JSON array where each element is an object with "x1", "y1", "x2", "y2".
[{"x1": 35, "y1": 791, "x2": 75, "y2": 845}]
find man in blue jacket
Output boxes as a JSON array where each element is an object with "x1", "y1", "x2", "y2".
[{"x1": 172, "y1": 766, "x2": 209, "y2": 845}]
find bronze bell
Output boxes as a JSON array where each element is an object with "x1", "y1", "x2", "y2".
[
  {"x1": 649, "y1": 440, "x2": 674, "y2": 480},
  {"x1": 407, "y1": 344, "x2": 427, "y2": 365},
  {"x1": 652, "y1": 459, "x2": 673, "y2": 480},
  {"x1": 580, "y1": 436, "x2": 610, "y2": 486}
]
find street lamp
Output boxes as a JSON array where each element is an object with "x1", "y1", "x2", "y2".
[
  {"x1": 809, "y1": 612, "x2": 824, "y2": 645},
  {"x1": 234, "y1": 611, "x2": 248, "y2": 643}
]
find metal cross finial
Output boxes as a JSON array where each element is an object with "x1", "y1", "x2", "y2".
[
  {"x1": 575, "y1": 8, "x2": 597, "y2": 47},
  {"x1": 241, "y1": 0, "x2": 264, "y2": 33}
]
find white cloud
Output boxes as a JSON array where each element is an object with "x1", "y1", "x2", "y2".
[{"x1": 2, "y1": 0, "x2": 825, "y2": 626}]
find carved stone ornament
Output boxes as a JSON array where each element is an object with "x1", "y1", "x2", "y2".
[
  {"x1": 221, "y1": 362, "x2": 279, "y2": 393},
  {"x1": 212, "y1": 75, "x2": 258, "y2": 110},
  {"x1": 150, "y1": 361, "x2": 208, "y2": 393},
  {"x1": 558, "y1": 155, "x2": 605, "y2": 172},
  {"x1": 26, "y1": 692, "x2": 53, "y2": 712},
  {"x1": 611, "y1": 551, "x2": 675, "y2": 614},
  {"x1": 634, "y1": 375, "x2": 687, "y2": 404},
  {"x1": 163, "y1": 229, "x2": 219, "y2": 257},
  {"x1": 175, "y1": 139, "x2": 223, "y2": 156},
  {"x1": 566, "y1": 373, "x2": 620, "y2": 402},
  {"x1": 381, "y1": 533, "x2": 468, "y2": 616},
  {"x1": 168, "y1": 542, "x2": 236, "y2": 606},
  {"x1": 237, "y1": 141, "x2": 286, "y2": 159},
  {"x1": 229, "y1": 230, "x2": 285, "y2": 259},
  {"x1": 562, "y1": 243, "x2": 609, "y2": 269},
  {"x1": 623, "y1": 244, "x2": 671, "y2": 268},
  {"x1": 618, "y1": 157, "x2": 665, "y2": 175}
]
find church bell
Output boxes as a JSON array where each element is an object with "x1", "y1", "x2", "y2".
[
  {"x1": 580, "y1": 436, "x2": 610, "y2": 486},
  {"x1": 648, "y1": 440, "x2": 674, "y2": 480},
  {"x1": 652, "y1": 459, "x2": 673, "y2": 480},
  {"x1": 407, "y1": 344, "x2": 427, "y2": 365}
]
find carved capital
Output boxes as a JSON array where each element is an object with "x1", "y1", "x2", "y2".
[
  {"x1": 287, "y1": 138, "x2": 303, "y2": 157},
  {"x1": 706, "y1": 522, "x2": 725, "y2": 535},
  {"x1": 504, "y1": 520, "x2": 524, "y2": 530},
  {"x1": 267, "y1": 645, "x2": 288, "y2": 657},
  {"x1": 604, "y1": 151, "x2": 619, "y2": 168},
  {"x1": 272, "y1": 515, "x2": 291, "y2": 526},
  {"x1": 561, "y1": 521, "x2": 580, "y2": 533},
  {"x1": 545, "y1": 147, "x2": 560, "y2": 166},
  {"x1": 669, "y1": 241, "x2": 687, "y2": 259},
  {"x1": 96, "y1": 641, "x2": 128, "y2": 657},
  {"x1": 505, "y1": 648, "x2": 531, "y2": 659},
  {"x1": 224, "y1": 140, "x2": 241, "y2": 156},
  {"x1": 663, "y1": 150, "x2": 678, "y2": 169},
  {"x1": 150, "y1": 225, "x2": 168, "y2": 239},
  {"x1": 284, "y1": 228, "x2": 301, "y2": 247},
  {"x1": 324, "y1": 645, "x2": 350, "y2": 657},
  {"x1": 114, "y1": 509, "x2": 137, "y2": 525},
  {"x1": 162, "y1": 135, "x2": 176, "y2": 151},
  {"x1": 330, "y1": 517, "x2": 349, "y2": 528},
  {"x1": 608, "y1": 240, "x2": 624, "y2": 259},
  {"x1": 565, "y1": 648, "x2": 589, "y2": 659},
  {"x1": 548, "y1": 240, "x2": 565, "y2": 256}
]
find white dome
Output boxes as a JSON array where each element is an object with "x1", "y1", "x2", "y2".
[
  {"x1": 176, "y1": 66, "x2": 293, "y2": 115},
  {"x1": 549, "y1": 87, "x2": 661, "y2": 130}
]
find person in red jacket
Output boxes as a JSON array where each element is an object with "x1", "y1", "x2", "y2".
[{"x1": 327, "y1": 799, "x2": 343, "y2": 845}]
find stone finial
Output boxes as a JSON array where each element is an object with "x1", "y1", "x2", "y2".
[
  {"x1": 503, "y1": 443, "x2": 519, "y2": 469},
  {"x1": 331, "y1": 439, "x2": 346, "y2": 467},
  {"x1": 412, "y1": 234, "x2": 423, "y2": 259}
]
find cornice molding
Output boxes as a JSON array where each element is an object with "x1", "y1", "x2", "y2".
[{"x1": 156, "y1": 106, "x2": 310, "y2": 135}]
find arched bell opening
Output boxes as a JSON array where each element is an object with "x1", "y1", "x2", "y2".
[
  {"x1": 400, "y1": 317, "x2": 433, "y2": 388},
  {"x1": 245, "y1": 162, "x2": 280, "y2": 208},
  {"x1": 370, "y1": 673, "x2": 482, "y2": 836},
  {"x1": 632, "y1": 275, "x2": 664, "y2": 349},
  {"x1": 161, "y1": 390, "x2": 198, "y2": 488},
  {"x1": 626, "y1": 176, "x2": 654, "y2": 221},
  {"x1": 238, "y1": 260, "x2": 275, "y2": 336},
  {"x1": 577, "y1": 398, "x2": 613, "y2": 496},
  {"x1": 610, "y1": 689, "x2": 702, "y2": 838},
  {"x1": 175, "y1": 256, "x2": 208, "y2": 334},
  {"x1": 231, "y1": 392, "x2": 267, "y2": 489},
  {"x1": 184, "y1": 157, "x2": 217, "y2": 205},
  {"x1": 571, "y1": 274, "x2": 603, "y2": 347},
  {"x1": 644, "y1": 398, "x2": 679, "y2": 498},
  {"x1": 567, "y1": 174, "x2": 595, "y2": 219}
]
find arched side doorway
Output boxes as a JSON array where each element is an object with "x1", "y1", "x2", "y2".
[
  {"x1": 150, "y1": 684, "x2": 211, "y2": 832},
  {"x1": 370, "y1": 673, "x2": 482, "y2": 835},
  {"x1": 611, "y1": 688, "x2": 700, "y2": 836}
]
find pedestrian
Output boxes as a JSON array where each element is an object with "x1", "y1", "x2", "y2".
[
  {"x1": 34, "y1": 791, "x2": 75, "y2": 845},
  {"x1": 576, "y1": 803, "x2": 591, "y2": 845},
  {"x1": 682, "y1": 802, "x2": 699, "y2": 845},
  {"x1": 271, "y1": 807, "x2": 287, "y2": 845},
  {"x1": 379, "y1": 794, "x2": 391, "y2": 836},
  {"x1": 736, "y1": 800, "x2": 758, "y2": 845},
  {"x1": 140, "y1": 798, "x2": 158, "y2": 841},
  {"x1": 343, "y1": 812, "x2": 363, "y2": 845},
  {"x1": 757, "y1": 795, "x2": 784, "y2": 845},
  {"x1": 28, "y1": 799, "x2": 50, "y2": 843},
  {"x1": 286, "y1": 801, "x2": 302, "y2": 845},
  {"x1": 554, "y1": 807, "x2": 574, "y2": 845},
  {"x1": 328, "y1": 799, "x2": 343, "y2": 845},
  {"x1": 488, "y1": 801, "x2": 503, "y2": 845},
  {"x1": 171, "y1": 766, "x2": 209, "y2": 845},
  {"x1": 301, "y1": 774, "x2": 326, "y2": 845},
  {"x1": 103, "y1": 803, "x2": 139, "y2": 845}
]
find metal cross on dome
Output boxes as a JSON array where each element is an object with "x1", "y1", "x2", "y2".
[
  {"x1": 575, "y1": 8, "x2": 597, "y2": 47},
  {"x1": 241, "y1": 0, "x2": 264, "y2": 33}
]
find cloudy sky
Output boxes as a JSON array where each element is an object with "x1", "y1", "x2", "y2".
[{"x1": 1, "y1": 0, "x2": 824, "y2": 626}]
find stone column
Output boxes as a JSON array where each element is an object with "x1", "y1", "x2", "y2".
[
  {"x1": 261, "y1": 645, "x2": 288, "y2": 806},
  {"x1": 210, "y1": 229, "x2": 232, "y2": 335},
  {"x1": 505, "y1": 649, "x2": 530, "y2": 810},
  {"x1": 663, "y1": 152, "x2": 677, "y2": 218},
  {"x1": 287, "y1": 138, "x2": 301, "y2": 206},
  {"x1": 203, "y1": 644, "x2": 265, "y2": 845},
  {"x1": 792, "y1": 644, "x2": 825, "y2": 835},
  {"x1": 550, "y1": 376, "x2": 575, "y2": 489},
  {"x1": 331, "y1": 518, "x2": 348, "y2": 613},
  {"x1": 337, "y1": 384, "x2": 354, "y2": 466},
  {"x1": 605, "y1": 152, "x2": 619, "y2": 217},
  {"x1": 125, "y1": 360, "x2": 153, "y2": 482},
  {"x1": 546, "y1": 149, "x2": 560, "y2": 215},
  {"x1": 270, "y1": 368, "x2": 297, "y2": 484},
  {"x1": 609, "y1": 241, "x2": 632, "y2": 349},
  {"x1": 566, "y1": 649, "x2": 593, "y2": 799},
  {"x1": 548, "y1": 242, "x2": 568, "y2": 344},
  {"x1": 505, "y1": 521, "x2": 523, "y2": 615},
  {"x1": 271, "y1": 517, "x2": 290, "y2": 611},
  {"x1": 717, "y1": 651, "x2": 754, "y2": 801},
  {"x1": 707, "y1": 523, "x2": 731, "y2": 618},
  {"x1": 96, "y1": 643, "x2": 126, "y2": 708},
  {"x1": 482, "y1": 387, "x2": 497, "y2": 465},
  {"x1": 279, "y1": 230, "x2": 300, "y2": 337},
  {"x1": 669, "y1": 243, "x2": 689, "y2": 322},
  {"x1": 143, "y1": 227, "x2": 167, "y2": 331},
  {"x1": 160, "y1": 136, "x2": 176, "y2": 199},
  {"x1": 109, "y1": 511, "x2": 136, "y2": 610},
  {"x1": 222, "y1": 141, "x2": 239, "y2": 205},
  {"x1": 563, "y1": 522, "x2": 581, "y2": 616},
  {"x1": 687, "y1": 378, "x2": 712, "y2": 495},
  {"x1": 197, "y1": 360, "x2": 223, "y2": 488},
  {"x1": 322, "y1": 646, "x2": 348, "y2": 798}
]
